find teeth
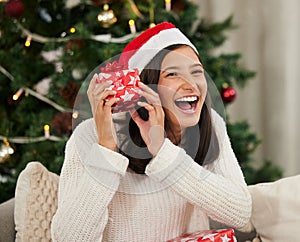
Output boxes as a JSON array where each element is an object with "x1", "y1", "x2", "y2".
[{"x1": 176, "y1": 96, "x2": 198, "y2": 102}]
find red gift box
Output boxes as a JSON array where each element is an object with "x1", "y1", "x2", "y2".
[
  {"x1": 167, "y1": 229, "x2": 237, "y2": 242},
  {"x1": 97, "y1": 62, "x2": 141, "y2": 113}
]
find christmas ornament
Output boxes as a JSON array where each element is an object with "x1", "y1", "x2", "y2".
[
  {"x1": 34, "y1": 77, "x2": 51, "y2": 95},
  {"x1": 5, "y1": 0, "x2": 25, "y2": 19},
  {"x1": 51, "y1": 112, "x2": 72, "y2": 136},
  {"x1": 72, "y1": 68, "x2": 85, "y2": 80},
  {"x1": 65, "y1": 0, "x2": 81, "y2": 9},
  {"x1": 41, "y1": 49, "x2": 63, "y2": 62},
  {"x1": 59, "y1": 82, "x2": 80, "y2": 107},
  {"x1": 38, "y1": 7, "x2": 52, "y2": 23},
  {"x1": 65, "y1": 39, "x2": 85, "y2": 51},
  {"x1": 0, "y1": 140, "x2": 14, "y2": 163},
  {"x1": 221, "y1": 85, "x2": 237, "y2": 103},
  {"x1": 172, "y1": 0, "x2": 186, "y2": 13},
  {"x1": 97, "y1": 4, "x2": 117, "y2": 28}
]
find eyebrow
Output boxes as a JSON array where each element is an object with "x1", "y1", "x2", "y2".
[{"x1": 161, "y1": 63, "x2": 203, "y2": 74}]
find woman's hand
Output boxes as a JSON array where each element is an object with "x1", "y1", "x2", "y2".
[
  {"x1": 130, "y1": 82, "x2": 165, "y2": 156},
  {"x1": 87, "y1": 74, "x2": 119, "y2": 151}
]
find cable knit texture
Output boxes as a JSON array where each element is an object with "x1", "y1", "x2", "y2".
[
  {"x1": 14, "y1": 162, "x2": 59, "y2": 242},
  {"x1": 51, "y1": 110, "x2": 252, "y2": 242}
]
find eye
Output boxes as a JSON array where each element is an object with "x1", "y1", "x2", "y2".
[
  {"x1": 191, "y1": 69, "x2": 203, "y2": 75},
  {"x1": 165, "y1": 72, "x2": 178, "y2": 77}
]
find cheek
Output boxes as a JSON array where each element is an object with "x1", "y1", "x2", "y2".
[
  {"x1": 158, "y1": 85, "x2": 175, "y2": 107},
  {"x1": 197, "y1": 79, "x2": 207, "y2": 97}
]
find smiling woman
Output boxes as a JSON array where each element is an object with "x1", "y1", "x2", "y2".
[
  {"x1": 158, "y1": 46, "x2": 206, "y2": 128},
  {"x1": 51, "y1": 22, "x2": 252, "y2": 242},
  {"x1": 125, "y1": 44, "x2": 217, "y2": 173}
]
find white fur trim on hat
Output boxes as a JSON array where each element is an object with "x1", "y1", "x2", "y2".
[{"x1": 127, "y1": 28, "x2": 198, "y2": 72}]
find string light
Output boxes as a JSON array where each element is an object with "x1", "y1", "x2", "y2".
[
  {"x1": 72, "y1": 111, "x2": 79, "y2": 119},
  {"x1": 0, "y1": 8, "x2": 166, "y2": 147},
  {"x1": 0, "y1": 135, "x2": 63, "y2": 144},
  {"x1": 149, "y1": 23, "x2": 156, "y2": 28},
  {"x1": 0, "y1": 139, "x2": 14, "y2": 163},
  {"x1": 15, "y1": 21, "x2": 138, "y2": 44},
  {"x1": 165, "y1": 0, "x2": 171, "y2": 11},
  {"x1": 43, "y1": 124, "x2": 50, "y2": 138},
  {"x1": 128, "y1": 19, "x2": 136, "y2": 34},
  {"x1": 0, "y1": 65, "x2": 81, "y2": 145},
  {"x1": 69, "y1": 27, "x2": 76, "y2": 33},
  {"x1": 24, "y1": 36, "x2": 32, "y2": 47},
  {"x1": 13, "y1": 88, "x2": 24, "y2": 101}
]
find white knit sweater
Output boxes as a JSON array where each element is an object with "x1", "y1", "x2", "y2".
[{"x1": 51, "y1": 110, "x2": 251, "y2": 242}]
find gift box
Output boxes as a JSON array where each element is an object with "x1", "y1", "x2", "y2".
[
  {"x1": 167, "y1": 229, "x2": 237, "y2": 242},
  {"x1": 97, "y1": 61, "x2": 141, "y2": 113}
]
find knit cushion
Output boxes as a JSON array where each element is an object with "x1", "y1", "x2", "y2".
[
  {"x1": 248, "y1": 175, "x2": 300, "y2": 242},
  {"x1": 14, "y1": 162, "x2": 59, "y2": 242}
]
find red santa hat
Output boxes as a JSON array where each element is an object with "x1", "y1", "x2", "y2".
[{"x1": 119, "y1": 22, "x2": 198, "y2": 72}]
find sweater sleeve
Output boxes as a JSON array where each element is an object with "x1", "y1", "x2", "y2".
[
  {"x1": 51, "y1": 133, "x2": 129, "y2": 242},
  {"x1": 145, "y1": 114, "x2": 252, "y2": 229}
]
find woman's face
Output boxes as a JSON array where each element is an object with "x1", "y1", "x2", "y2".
[{"x1": 157, "y1": 46, "x2": 207, "y2": 129}]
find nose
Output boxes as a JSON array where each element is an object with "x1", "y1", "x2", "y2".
[{"x1": 179, "y1": 75, "x2": 198, "y2": 91}]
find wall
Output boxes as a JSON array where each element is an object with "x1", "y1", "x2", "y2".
[{"x1": 194, "y1": 0, "x2": 300, "y2": 176}]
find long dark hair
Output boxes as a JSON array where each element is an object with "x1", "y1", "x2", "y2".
[{"x1": 118, "y1": 44, "x2": 220, "y2": 174}]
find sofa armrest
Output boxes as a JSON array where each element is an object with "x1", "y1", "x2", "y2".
[{"x1": 0, "y1": 198, "x2": 16, "y2": 242}]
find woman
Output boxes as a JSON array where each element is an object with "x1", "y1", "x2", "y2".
[{"x1": 51, "y1": 22, "x2": 251, "y2": 241}]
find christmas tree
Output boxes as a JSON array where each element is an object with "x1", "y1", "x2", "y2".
[{"x1": 0, "y1": 0, "x2": 282, "y2": 203}]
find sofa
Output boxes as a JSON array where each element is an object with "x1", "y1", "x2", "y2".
[
  {"x1": 0, "y1": 198, "x2": 15, "y2": 242},
  {"x1": 1, "y1": 161, "x2": 299, "y2": 242}
]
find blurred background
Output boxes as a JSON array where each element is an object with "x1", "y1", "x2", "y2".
[
  {"x1": 198, "y1": 0, "x2": 300, "y2": 177},
  {"x1": 0, "y1": 0, "x2": 299, "y2": 203}
]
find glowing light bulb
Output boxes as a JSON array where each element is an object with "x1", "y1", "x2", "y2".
[
  {"x1": 13, "y1": 88, "x2": 24, "y2": 101},
  {"x1": 44, "y1": 124, "x2": 50, "y2": 138},
  {"x1": 70, "y1": 27, "x2": 76, "y2": 33},
  {"x1": 129, "y1": 19, "x2": 136, "y2": 34},
  {"x1": 24, "y1": 36, "x2": 32, "y2": 47},
  {"x1": 165, "y1": 0, "x2": 171, "y2": 11}
]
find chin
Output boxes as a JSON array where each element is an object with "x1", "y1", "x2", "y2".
[
  {"x1": 177, "y1": 107, "x2": 202, "y2": 128},
  {"x1": 180, "y1": 117, "x2": 200, "y2": 129},
  {"x1": 174, "y1": 109, "x2": 200, "y2": 127}
]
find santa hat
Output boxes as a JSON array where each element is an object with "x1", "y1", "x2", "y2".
[{"x1": 119, "y1": 22, "x2": 198, "y2": 72}]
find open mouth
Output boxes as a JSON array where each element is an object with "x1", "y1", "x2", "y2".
[{"x1": 174, "y1": 95, "x2": 199, "y2": 113}]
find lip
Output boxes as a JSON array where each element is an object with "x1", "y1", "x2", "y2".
[{"x1": 174, "y1": 94, "x2": 200, "y2": 114}]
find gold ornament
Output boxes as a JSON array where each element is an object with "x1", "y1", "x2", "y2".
[
  {"x1": 97, "y1": 4, "x2": 117, "y2": 28},
  {"x1": 0, "y1": 140, "x2": 14, "y2": 163}
]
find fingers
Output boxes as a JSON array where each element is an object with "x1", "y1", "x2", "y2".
[
  {"x1": 94, "y1": 90, "x2": 119, "y2": 112},
  {"x1": 103, "y1": 96, "x2": 120, "y2": 107},
  {"x1": 133, "y1": 82, "x2": 165, "y2": 122},
  {"x1": 87, "y1": 73, "x2": 113, "y2": 97},
  {"x1": 87, "y1": 73, "x2": 119, "y2": 113},
  {"x1": 129, "y1": 108, "x2": 143, "y2": 125},
  {"x1": 137, "y1": 82, "x2": 161, "y2": 105},
  {"x1": 139, "y1": 82, "x2": 157, "y2": 96},
  {"x1": 136, "y1": 101, "x2": 156, "y2": 112},
  {"x1": 87, "y1": 73, "x2": 98, "y2": 94},
  {"x1": 92, "y1": 82, "x2": 114, "y2": 98}
]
